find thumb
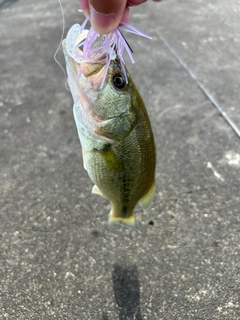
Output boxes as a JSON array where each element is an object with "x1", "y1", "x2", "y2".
[{"x1": 89, "y1": 0, "x2": 129, "y2": 34}]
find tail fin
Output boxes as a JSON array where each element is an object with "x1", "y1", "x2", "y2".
[{"x1": 108, "y1": 211, "x2": 135, "y2": 227}]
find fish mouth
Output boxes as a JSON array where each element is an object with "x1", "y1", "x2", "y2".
[
  {"x1": 63, "y1": 24, "x2": 116, "y2": 89},
  {"x1": 62, "y1": 24, "x2": 107, "y2": 75},
  {"x1": 62, "y1": 38, "x2": 107, "y2": 89}
]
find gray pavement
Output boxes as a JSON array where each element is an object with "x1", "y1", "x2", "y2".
[{"x1": 1, "y1": 0, "x2": 240, "y2": 319}]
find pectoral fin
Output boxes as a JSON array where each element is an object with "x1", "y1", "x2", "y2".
[
  {"x1": 93, "y1": 143, "x2": 122, "y2": 171},
  {"x1": 140, "y1": 180, "x2": 155, "y2": 212}
]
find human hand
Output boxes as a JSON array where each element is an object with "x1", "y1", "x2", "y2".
[{"x1": 79, "y1": 0, "x2": 162, "y2": 34}]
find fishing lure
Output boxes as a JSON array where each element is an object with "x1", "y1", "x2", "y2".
[{"x1": 66, "y1": 16, "x2": 151, "y2": 87}]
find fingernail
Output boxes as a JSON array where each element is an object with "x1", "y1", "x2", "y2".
[
  {"x1": 127, "y1": 0, "x2": 147, "y2": 6},
  {"x1": 90, "y1": 5, "x2": 116, "y2": 34}
]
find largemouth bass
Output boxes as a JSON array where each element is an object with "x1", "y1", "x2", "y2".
[{"x1": 62, "y1": 23, "x2": 156, "y2": 226}]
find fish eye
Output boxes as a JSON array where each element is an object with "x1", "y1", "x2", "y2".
[{"x1": 112, "y1": 72, "x2": 126, "y2": 90}]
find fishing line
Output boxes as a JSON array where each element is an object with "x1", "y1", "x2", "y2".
[
  {"x1": 54, "y1": 0, "x2": 69, "y2": 91},
  {"x1": 157, "y1": 100, "x2": 211, "y2": 121},
  {"x1": 119, "y1": 31, "x2": 134, "y2": 53},
  {"x1": 156, "y1": 30, "x2": 240, "y2": 139}
]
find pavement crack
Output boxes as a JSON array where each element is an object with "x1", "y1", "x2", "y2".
[{"x1": 156, "y1": 29, "x2": 240, "y2": 139}]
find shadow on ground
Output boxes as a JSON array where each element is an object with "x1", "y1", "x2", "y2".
[
  {"x1": 109, "y1": 264, "x2": 142, "y2": 320},
  {"x1": 0, "y1": 0, "x2": 19, "y2": 10},
  {"x1": 102, "y1": 264, "x2": 142, "y2": 319}
]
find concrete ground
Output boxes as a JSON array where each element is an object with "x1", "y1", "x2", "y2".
[{"x1": 1, "y1": 0, "x2": 240, "y2": 319}]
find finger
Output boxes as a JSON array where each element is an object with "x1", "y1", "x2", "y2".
[
  {"x1": 89, "y1": 0, "x2": 128, "y2": 33},
  {"x1": 78, "y1": 0, "x2": 90, "y2": 16},
  {"x1": 121, "y1": 6, "x2": 130, "y2": 24}
]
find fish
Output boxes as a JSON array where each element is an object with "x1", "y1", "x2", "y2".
[{"x1": 62, "y1": 22, "x2": 156, "y2": 226}]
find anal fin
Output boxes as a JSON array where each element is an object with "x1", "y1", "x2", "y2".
[
  {"x1": 140, "y1": 180, "x2": 155, "y2": 212},
  {"x1": 92, "y1": 185, "x2": 104, "y2": 197},
  {"x1": 82, "y1": 149, "x2": 86, "y2": 170}
]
